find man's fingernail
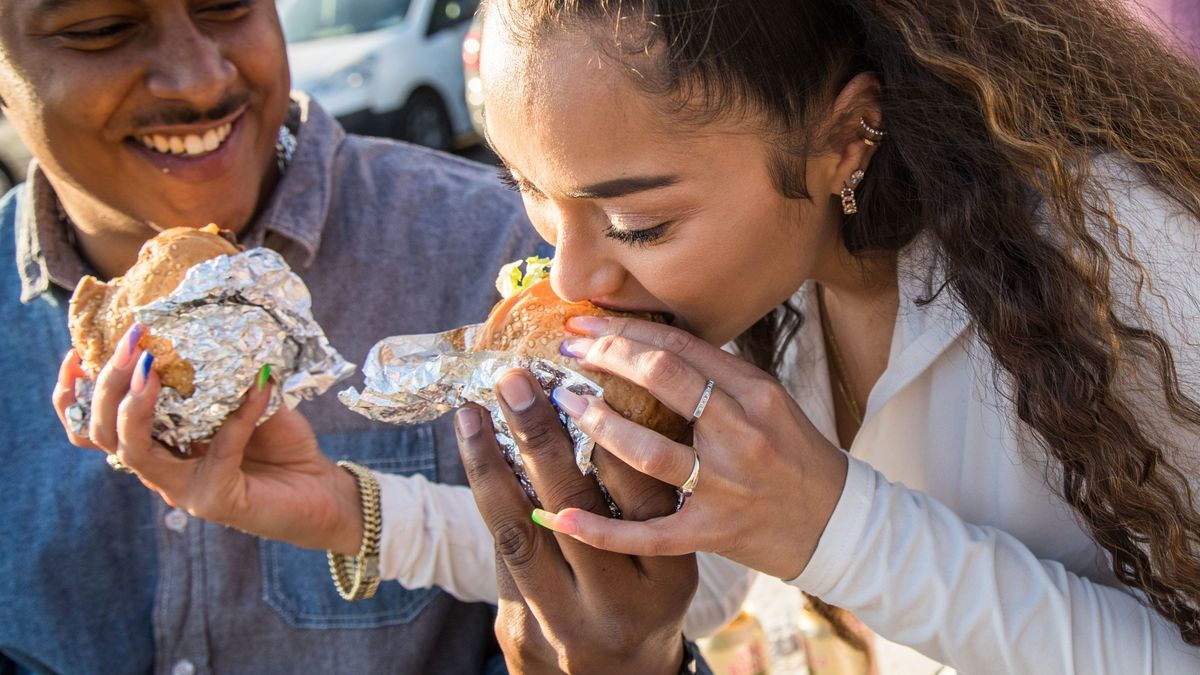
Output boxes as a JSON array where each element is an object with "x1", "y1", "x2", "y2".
[
  {"x1": 132, "y1": 351, "x2": 154, "y2": 393},
  {"x1": 566, "y1": 316, "x2": 609, "y2": 335},
  {"x1": 455, "y1": 407, "x2": 482, "y2": 439},
  {"x1": 551, "y1": 387, "x2": 588, "y2": 418},
  {"x1": 256, "y1": 364, "x2": 272, "y2": 392},
  {"x1": 113, "y1": 324, "x2": 144, "y2": 369},
  {"x1": 559, "y1": 336, "x2": 594, "y2": 359},
  {"x1": 497, "y1": 373, "x2": 536, "y2": 412}
]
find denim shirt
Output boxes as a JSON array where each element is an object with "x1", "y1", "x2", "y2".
[{"x1": 0, "y1": 96, "x2": 542, "y2": 674}]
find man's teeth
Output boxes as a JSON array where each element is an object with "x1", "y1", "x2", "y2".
[{"x1": 137, "y1": 122, "x2": 233, "y2": 157}]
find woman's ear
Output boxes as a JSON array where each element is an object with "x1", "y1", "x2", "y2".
[{"x1": 824, "y1": 72, "x2": 884, "y2": 196}]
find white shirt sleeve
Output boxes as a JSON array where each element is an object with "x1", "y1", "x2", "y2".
[
  {"x1": 373, "y1": 470, "x2": 752, "y2": 637},
  {"x1": 789, "y1": 456, "x2": 1200, "y2": 674}
]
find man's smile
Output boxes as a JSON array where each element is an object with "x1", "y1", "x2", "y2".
[{"x1": 130, "y1": 107, "x2": 246, "y2": 159}]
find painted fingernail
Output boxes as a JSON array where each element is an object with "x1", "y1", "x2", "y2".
[
  {"x1": 256, "y1": 364, "x2": 272, "y2": 392},
  {"x1": 497, "y1": 372, "x2": 536, "y2": 412},
  {"x1": 455, "y1": 407, "x2": 482, "y2": 439},
  {"x1": 132, "y1": 351, "x2": 154, "y2": 393},
  {"x1": 559, "y1": 336, "x2": 594, "y2": 359},
  {"x1": 113, "y1": 324, "x2": 144, "y2": 369},
  {"x1": 566, "y1": 316, "x2": 609, "y2": 335},
  {"x1": 551, "y1": 387, "x2": 588, "y2": 418},
  {"x1": 531, "y1": 508, "x2": 578, "y2": 535}
]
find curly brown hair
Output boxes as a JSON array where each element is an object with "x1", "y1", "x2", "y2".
[{"x1": 486, "y1": 0, "x2": 1200, "y2": 647}]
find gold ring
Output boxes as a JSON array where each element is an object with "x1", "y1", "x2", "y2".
[
  {"x1": 106, "y1": 454, "x2": 135, "y2": 474},
  {"x1": 675, "y1": 448, "x2": 701, "y2": 511}
]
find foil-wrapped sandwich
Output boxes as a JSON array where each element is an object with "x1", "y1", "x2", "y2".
[
  {"x1": 67, "y1": 224, "x2": 353, "y2": 448},
  {"x1": 341, "y1": 258, "x2": 688, "y2": 509},
  {"x1": 476, "y1": 269, "x2": 690, "y2": 443}
]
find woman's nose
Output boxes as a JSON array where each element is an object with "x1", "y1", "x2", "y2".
[{"x1": 549, "y1": 225, "x2": 625, "y2": 304}]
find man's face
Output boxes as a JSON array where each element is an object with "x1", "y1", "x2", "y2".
[{"x1": 0, "y1": 0, "x2": 290, "y2": 232}]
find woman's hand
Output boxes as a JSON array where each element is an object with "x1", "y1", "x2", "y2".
[
  {"x1": 456, "y1": 369, "x2": 697, "y2": 674},
  {"x1": 539, "y1": 316, "x2": 850, "y2": 581},
  {"x1": 50, "y1": 326, "x2": 364, "y2": 555}
]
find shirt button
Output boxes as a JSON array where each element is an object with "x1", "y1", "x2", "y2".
[
  {"x1": 171, "y1": 660, "x2": 195, "y2": 675},
  {"x1": 164, "y1": 509, "x2": 188, "y2": 533}
]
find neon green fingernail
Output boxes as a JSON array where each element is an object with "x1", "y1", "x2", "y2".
[
  {"x1": 256, "y1": 364, "x2": 272, "y2": 391},
  {"x1": 531, "y1": 508, "x2": 553, "y2": 529}
]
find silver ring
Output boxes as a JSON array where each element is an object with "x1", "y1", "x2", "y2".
[
  {"x1": 675, "y1": 448, "x2": 701, "y2": 511},
  {"x1": 106, "y1": 454, "x2": 135, "y2": 474},
  {"x1": 690, "y1": 379, "x2": 715, "y2": 426}
]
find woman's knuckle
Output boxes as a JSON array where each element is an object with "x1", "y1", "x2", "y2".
[
  {"x1": 660, "y1": 328, "x2": 693, "y2": 355},
  {"x1": 591, "y1": 334, "x2": 622, "y2": 361},
  {"x1": 642, "y1": 350, "x2": 683, "y2": 384},
  {"x1": 639, "y1": 440, "x2": 676, "y2": 478},
  {"x1": 581, "y1": 405, "x2": 611, "y2": 440}
]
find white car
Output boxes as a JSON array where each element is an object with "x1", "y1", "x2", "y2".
[{"x1": 280, "y1": 0, "x2": 480, "y2": 150}]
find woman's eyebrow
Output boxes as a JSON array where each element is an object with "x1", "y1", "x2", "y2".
[{"x1": 565, "y1": 175, "x2": 680, "y2": 199}]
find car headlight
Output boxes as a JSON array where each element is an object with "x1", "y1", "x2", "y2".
[{"x1": 308, "y1": 54, "x2": 378, "y2": 101}]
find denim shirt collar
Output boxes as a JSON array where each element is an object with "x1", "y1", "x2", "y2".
[{"x1": 17, "y1": 93, "x2": 341, "y2": 304}]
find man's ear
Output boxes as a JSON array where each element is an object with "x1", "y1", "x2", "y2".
[{"x1": 824, "y1": 72, "x2": 884, "y2": 197}]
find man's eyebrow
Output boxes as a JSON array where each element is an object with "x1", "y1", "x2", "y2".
[{"x1": 36, "y1": 0, "x2": 94, "y2": 14}]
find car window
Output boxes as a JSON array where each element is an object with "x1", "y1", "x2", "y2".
[
  {"x1": 427, "y1": 0, "x2": 479, "y2": 35},
  {"x1": 280, "y1": 0, "x2": 414, "y2": 43}
]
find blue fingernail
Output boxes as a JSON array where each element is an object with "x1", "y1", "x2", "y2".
[
  {"x1": 132, "y1": 351, "x2": 154, "y2": 393},
  {"x1": 559, "y1": 336, "x2": 593, "y2": 359},
  {"x1": 551, "y1": 387, "x2": 588, "y2": 418}
]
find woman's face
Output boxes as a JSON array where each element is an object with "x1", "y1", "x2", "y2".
[{"x1": 481, "y1": 16, "x2": 848, "y2": 346}]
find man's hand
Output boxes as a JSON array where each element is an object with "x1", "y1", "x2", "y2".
[
  {"x1": 50, "y1": 328, "x2": 364, "y2": 555},
  {"x1": 456, "y1": 369, "x2": 697, "y2": 674}
]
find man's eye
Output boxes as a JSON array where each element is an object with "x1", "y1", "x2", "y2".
[
  {"x1": 59, "y1": 22, "x2": 135, "y2": 41},
  {"x1": 604, "y1": 222, "x2": 673, "y2": 247},
  {"x1": 202, "y1": 0, "x2": 253, "y2": 17}
]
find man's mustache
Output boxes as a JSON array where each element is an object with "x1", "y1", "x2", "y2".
[{"x1": 130, "y1": 92, "x2": 251, "y2": 130}]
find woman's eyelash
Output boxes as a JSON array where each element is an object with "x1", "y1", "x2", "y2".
[
  {"x1": 604, "y1": 222, "x2": 672, "y2": 246},
  {"x1": 497, "y1": 169, "x2": 521, "y2": 192}
]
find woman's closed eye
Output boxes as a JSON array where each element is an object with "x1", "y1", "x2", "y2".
[{"x1": 604, "y1": 221, "x2": 673, "y2": 247}]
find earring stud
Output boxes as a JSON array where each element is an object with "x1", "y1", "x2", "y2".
[{"x1": 841, "y1": 170, "x2": 865, "y2": 215}]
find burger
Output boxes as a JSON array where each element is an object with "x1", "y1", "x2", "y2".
[
  {"x1": 68, "y1": 224, "x2": 239, "y2": 397},
  {"x1": 473, "y1": 258, "x2": 690, "y2": 443}
]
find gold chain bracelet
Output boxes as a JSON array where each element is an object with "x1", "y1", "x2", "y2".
[{"x1": 326, "y1": 460, "x2": 382, "y2": 601}]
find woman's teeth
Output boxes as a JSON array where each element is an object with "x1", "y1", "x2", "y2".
[{"x1": 136, "y1": 122, "x2": 233, "y2": 158}]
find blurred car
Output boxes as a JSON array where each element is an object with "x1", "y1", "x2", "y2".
[
  {"x1": 463, "y1": 12, "x2": 485, "y2": 137},
  {"x1": 280, "y1": 0, "x2": 480, "y2": 150},
  {"x1": 0, "y1": 112, "x2": 32, "y2": 195}
]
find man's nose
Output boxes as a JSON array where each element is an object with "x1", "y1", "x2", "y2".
[{"x1": 144, "y1": 21, "x2": 237, "y2": 109}]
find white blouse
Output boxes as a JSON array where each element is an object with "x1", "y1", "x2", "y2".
[
  {"x1": 371, "y1": 471, "x2": 754, "y2": 638},
  {"x1": 786, "y1": 157, "x2": 1200, "y2": 673}
]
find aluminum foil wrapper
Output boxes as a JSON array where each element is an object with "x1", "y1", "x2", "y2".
[
  {"x1": 67, "y1": 248, "x2": 354, "y2": 449},
  {"x1": 339, "y1": 326, "x2": 620, "y2": 516}
]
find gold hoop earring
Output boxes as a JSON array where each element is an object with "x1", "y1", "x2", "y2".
[
  {"x1": 859, "y1": 118, "x2": 886, "y2": 146},
  {"x1": 841, "y1": 169, "x2": 865, "y2": 215}
]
